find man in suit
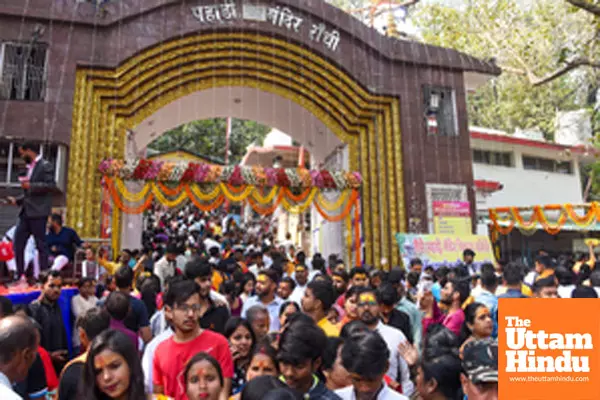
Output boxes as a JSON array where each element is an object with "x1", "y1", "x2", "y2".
[{"x1": 7, "y1": 142, "x2": 57, "y2": 282}]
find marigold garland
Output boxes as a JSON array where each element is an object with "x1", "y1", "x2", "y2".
[{"x1": 489, "y1": 202, "x2": 600, "y2": 236}]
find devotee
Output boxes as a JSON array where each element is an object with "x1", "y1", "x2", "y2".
[
  {"x1": 278, "y1": 301, "x2": 301, "y2": 329},
  {"x1": 322, "y1": 338, "x2": 352, "y2": 392},
  {"x1": 376, "y1": 283, "x2": 412, "y2": 344},
  {"x1": 459, "y1": 303, "x2": 493, "y2": 356},
  {"x1": 153, "y1": 280, "x2": 233, "y2": 399},
  {"x1": 524, "y1": 255, "x2": 554, "y2": 287},
  {"x1": 289, "y1": 264, "x2": 310, "y2": 304},
  {"x1": 239, "y1": 274, "x2": 256, "y2": 303},
  {"x1": 105, "y1": 292, "x2": 139, "y2": 349},
  {"x1": 112, "y1": 266, "x2": 152, "y2": 343},
  {"x1": 246, "y1": 306, "x2": 270, "y2": 342},
  {"x1": 496, "y1": 263, "x2": 530, "y2": 298},
  {"x1": 336, "y1": 330, "x2": 408, "y2": 400},
  {"x1": 184, "y1": 352, "x2": 225, "y2": 400},
  {"x1": 388, "y1": 268, "x2": 422, "y2": 350},
  {"x1": 277, "y1": 318, "x2": 341, "y2": 399},
  {"x1": 71, "y1": 277, "x2": 99, "y2": 353},
  {"x1": 153, "y1": 243, "x2": 180, "y2": 289},
  {"x1": 332, "y1": 271, "x2": 349, "y2": 299},
  {"x1": 301, "y1": 280, "x2": 340, "y2": 337},
  {"x1": 355, "y1": 288, "x2": 412, "y2": 395},
  {"x1": 241, "y1": 269, "x2": 283, "y2": 332},
  {"x1": 80, "y1": 329, "x2": 146, "y2": 400},
  {"x1": 473, "y1": 268, "x2": 498, "y2": 339},
  {"x1": 337, "y1": 286, "x2": 361, "y2": 329},
  {"x1": 58, "y1": 307, "x2": 111, "y2": 400},
  {"x1": 0, "y1": 316, "x2": 40, "y2": 400},
  {"x1": 46, "y1": 213, "x2": 87, "y2": 272},
  {"x1": 185, "y1": 259, "x2": 230, "y2": 334},
  {"x1": 29, "y1": 270, "x2": 68, "y2": 374},
  {"x1": 277, "y1": 277, "x2": 296, "y2": 301},
  {"x1": 224, "y1": 318, "x2": 256, "y2": 395},
  {"x1": 440, "y1": 278, "x2": 470, "y2": 337},
  {"x1": 532, "y1": 275, "x2": 559, "y2": 298},
  {"x1": 460, "y1": 340, "x2": 498, "y2": 400}
]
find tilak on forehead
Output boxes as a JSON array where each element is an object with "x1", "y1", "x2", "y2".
[
  {"x1": 257, "y1": 275, "x2": 268, "y2": 283},
  {"x1": 359, "y1": 293, "x2": 376, "y2": 303},
  {"x1": 354, "y1": 273, "x2": 367, "y2": 280}
]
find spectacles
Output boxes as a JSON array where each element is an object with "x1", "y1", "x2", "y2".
[{"x1": 175, "y1": 304, "x2": 202, "y2": 313}]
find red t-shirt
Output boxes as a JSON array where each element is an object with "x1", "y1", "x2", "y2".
[{"x1": 153, "y1": 329, "x2": 234, "y2": 400}]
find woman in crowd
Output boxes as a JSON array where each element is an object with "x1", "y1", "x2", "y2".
[
  {"x1": 336, "y1": 330, "x2": 407, "y2": 399},
  {"x1": 337, "y1": 286, "x2": 361, "y2": 329},
  {"x1": 459, "y1": 302, "x2": 493, "y2": 356},
  {"x1": 239, "y1": 274, "x2": 255, "y2": 303},
  {"x1": 222, "y1": 281, "x2": 244, "y2": 317},
  {"x1": 278, "y1": 301, "x2": 300, "y2": 329},
  {"x1": 231, "y1": 342, "x2": 279, "y2": 400},
  {"x1": 224, "y1": 318, "x2": 256, "y2": 395},
  {"x1": 80, "y1": 329, "x2": 146, "y2": 400},
  {"x1": 322, "y1": 337, "x2": 352, "y2": 392},
  {"x1": 184, "y1": 353, "x2": 224, "y2": 400}
]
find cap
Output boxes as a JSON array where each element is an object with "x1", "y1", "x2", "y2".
[{"x1": 462, "y1": 339, "x2": 498, "y2": 384}]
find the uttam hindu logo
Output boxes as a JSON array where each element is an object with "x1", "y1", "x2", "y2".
[{"x1": 505, "y1": 316, "x2": 592, "y2": 373}]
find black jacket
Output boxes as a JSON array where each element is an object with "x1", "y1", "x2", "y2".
[{"x1": 16, "y1": 158, "x2": 57, "y2": 218}]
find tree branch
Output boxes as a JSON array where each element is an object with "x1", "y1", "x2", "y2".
[
  {"x1": 531, "y1": 58, "x2": 600, "y2": 86},
  {"x1": 565, "y1": 0, "x2": 600, "y2": 17}
]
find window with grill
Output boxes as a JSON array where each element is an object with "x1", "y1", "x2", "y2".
[
  {"x1": 424, "y1": 86, "x2": 458, "y2": 136},
  {"x1": 472, "y1": 150, "x2": 513, "y2": 167},
  {"x1": 0, "y1": 42, "x2": 47, "y2": 101},
  {"x1": 522, "y1": 156, "x2": 572, "y2": 174}
]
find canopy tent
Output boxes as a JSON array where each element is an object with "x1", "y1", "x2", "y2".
[{"x1": 99, "y1": 159, "x2": 362, "y2": 265}]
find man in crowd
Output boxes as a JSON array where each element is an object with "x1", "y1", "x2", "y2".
[
  {"x1": 153, "y1": 243, "x2": 180, "y2": 289},
  {"x1": 277, "y1": 277, "x2": 296, "y2": 301},
  {"x1": 460, "y1": 339, "x2": 498, "y2": 400},
  {"x1": 356, "y1": 287, "x2": 413, "y2": 395},
  {"x1": 533, "y1": 275, "x2": 559, "y2": 298},
  {"x1": 524, "y1": 255, "x2": 554, "y2": 287},
  {"x1": 7, "y1": 142, "x2": 56, "y2": 284},
  {"x1": 46, "y1": 213, "x2": 87, "y2": 272},
  {"x1": 278, "y1": 318, "x2": 341, "y2": 399},
  {"x1": 377, "y1": 283, "x2": 413, "y2": 344},
  {"x1": 58, "y1": 307, "x2": 110, "y2": 400},
  {"x1": 0, "y1": 316, "x2": 40, "y2": 400},
  {"x1": 112, "y1": 266, "x2": 152, "y2": 343},
  {"x1": 105, "y1": 292, "x2": 139, "y2": 349},
  {"x1": 289, "y1": 264, "x2": 309, "y2": 304},
  {"x1": 184, "y1": 258, "x2": 230, "y2": 334},
  {"x1": 462, "y1": 249, "x2": 478, "y2": 277},
  {"x1": 331, "y1": 270, "x2": 348, "y2": 299},
  {"x1": 388, "y1": 268, "x2": 422, "y2": 350},
  {"x1": 71, "y1": 277, "x2": 98, "y2": 353},
  {"x1": 474, "y1": 267, "x2": 499, "y2": 339},
  {"x1": 302, "y1": 280, "x2": 339, "y2": 337},
  {"x1": 246, "y1": 305, "x2": 271, "y2": 342},
  {"x1": 153, "y1": 280, "x2": 233, "y2": 400},
  {"x1": 440, "y1": 278, "x2": 470, "y2": 337},
  {"x1": 29, "y1": 270, "x2": 68, "y2": 374},
  {"x1": 241, "y1": 269, "x2": 283, "y2": 332},
  {"x1": 497, "y1": 263, "x2": 530, "y2": 298}
]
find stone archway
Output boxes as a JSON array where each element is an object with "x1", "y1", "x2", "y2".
[{"x1": 67, "y1": 32, "x2": 404, "y2": 266}]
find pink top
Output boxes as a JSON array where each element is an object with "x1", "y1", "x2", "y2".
[
  {"x1": 422, "y1": 301, "x2": 444, "y2": 336},
  {"x1": 443, "y1": 308, "x2": 465, "y2": 337}
]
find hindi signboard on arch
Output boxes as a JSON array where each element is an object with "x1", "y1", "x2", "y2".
[{"x1": 395, "y1": 233, "x2": 494, "y2": 268}]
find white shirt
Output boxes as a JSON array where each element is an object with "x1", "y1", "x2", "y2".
[
  {"x1": 336, "y1": 384, "x2": 408, "y2": 400},
  {"x1": 71, "y1": 294, "x2": 99, "y2": 346},
  {"x1": 0, "y1": 371, "x2": 22, "y2": 400},
  {"x1": 153, "y1": 256, "x2": 176, "y2": 289},
  {"x1": 142, "y1": 328, "x2": 174, "y2": 394},
  {"x1": 558, "y1": 284, "x2": 576, "y2": 299},
  {"x1": 204, "y1": 238, "x2": 221, "y2": 252},
  {"x1": 374, "y1": 321, "x2": 414, "y2": 396},
  {"x1": 289, "y1": 284, "x2": 307, "y2": 305}
]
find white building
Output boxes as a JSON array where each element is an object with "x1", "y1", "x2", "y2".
[{"x1": 470, "y1": 126, "x2": 599, "y2": 259}]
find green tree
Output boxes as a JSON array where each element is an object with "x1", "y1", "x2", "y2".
[
  {"x1": 148, "y1": 118, "x2": 270, "y2": 165},
  {"x1": 413, "y1": 0, "x2": 599, "y2": 138}
]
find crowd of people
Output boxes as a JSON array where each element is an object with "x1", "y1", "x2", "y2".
[{"x1": 4, "y1": 200, "x2": 600, "y2": 400}]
